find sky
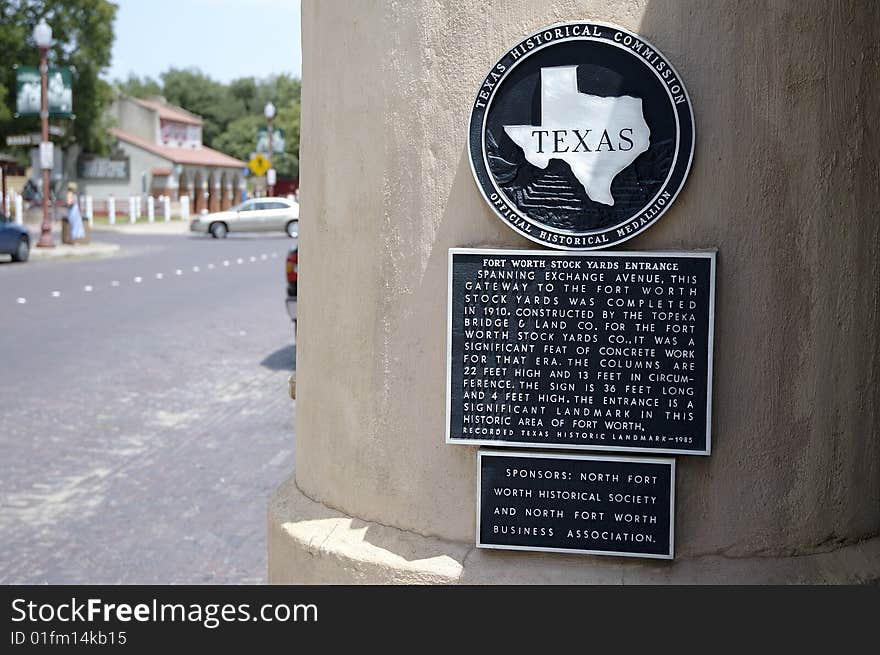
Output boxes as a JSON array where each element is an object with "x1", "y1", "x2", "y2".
[{"x1": 105, "y1": 0, "x2": 302, "y2": 84}]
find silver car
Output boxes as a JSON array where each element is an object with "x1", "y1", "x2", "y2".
[{"x1": 190, "y1": 197, "x2": 299, "y2": 238}]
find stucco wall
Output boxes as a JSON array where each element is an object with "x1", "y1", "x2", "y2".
[
  {"x1": 77, "y1": 142, "x2": 171, "y2": 199},
  {"x1": 293, "y1": 0, "x2": 879, "y2": 558},
  {"x1": 114, "y1": 97, "x2": 159, "y2": 144}
]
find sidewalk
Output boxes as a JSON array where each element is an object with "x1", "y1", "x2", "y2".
[
  {"x1": 29, "y1": 239, "x2": 120, "y2": 261},
  {"x1": 91, "y1": 220, "x2": 190, "y2": 235}
]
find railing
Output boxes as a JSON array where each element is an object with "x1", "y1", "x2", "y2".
[{"x1": 2, "y1": 191, "x2": 199, "y2": 225}]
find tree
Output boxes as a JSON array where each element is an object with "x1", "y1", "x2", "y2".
[
  {"x1": 212, "y1": 113, "x2": 263, "y2": 162},
  {"x1": 0, "y1": 0, "x2": 118, "y2": 154},
  {"x1": 272, "y1": 101, "x2": 300, "y2": 179},
  {"x1": 213, "y1": 87, "x2": 300, "y2": 179},
  {"x1": 115, "y1": 73, "x2": 161, "y2": 99}
]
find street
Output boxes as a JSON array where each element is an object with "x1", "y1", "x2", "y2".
[{"x1": 0, "y1": 230, "x2": 296, "y2": 583}]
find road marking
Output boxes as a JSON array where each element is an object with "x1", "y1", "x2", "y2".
[{"x1": 12, "y1": 250, "x2": 271, "y2": 307}]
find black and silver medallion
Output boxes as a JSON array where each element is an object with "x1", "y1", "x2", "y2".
[{"x1": 469, "y1": 22, "x2": 695, "y2": 250}]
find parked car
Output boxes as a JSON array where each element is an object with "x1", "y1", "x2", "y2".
[
  {"x1": 0, "y1": 212, "x2": 30, "y2": 262},
  {"x1": 286, "y1": 244, "x2": 298, "y2": 341},
  {"x1": 190, "y1": 197, "x2": 299, "y2": 238}
]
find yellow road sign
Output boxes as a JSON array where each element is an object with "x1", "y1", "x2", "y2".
[{"x1": 248, "y1": 153, "x2": 271, "y2": 177}]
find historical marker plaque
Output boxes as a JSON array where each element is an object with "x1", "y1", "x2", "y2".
[
  {"x1": 478, "y1": 449, "x2": 674, "y2": 559},
  {"x1": 447, "y1": 248, "x2": 715, "y2": 455},
  {"x1": 468, "y1": 21, "x2": 695, "y2": 250}
]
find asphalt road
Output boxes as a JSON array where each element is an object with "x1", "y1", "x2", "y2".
[{"x1": 0, "y1": 230, "x2": 297, "y2": 583}]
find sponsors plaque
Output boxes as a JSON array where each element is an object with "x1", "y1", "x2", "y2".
[
  {"x1": 478, "y1": 449, "x2": 674, "y2": 559},
  {"x1": 447, "y1": 248, "x2": 715, "y2": 455},
  {"x1": 468, "y1": 21, "x2": 694, "y2": 250}
]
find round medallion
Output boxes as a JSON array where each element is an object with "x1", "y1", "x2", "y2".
[{"x1": 469, "y1": 22, "x2": 695, "y2": 250}]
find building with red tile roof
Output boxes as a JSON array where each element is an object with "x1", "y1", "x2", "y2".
[{"x1": 76, "y1": 96, "x2": 247, "y2": 212}]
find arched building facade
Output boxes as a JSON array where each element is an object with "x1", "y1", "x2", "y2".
[{"x1": 78, "y1": 96, "x2": 246, "y2": 206}]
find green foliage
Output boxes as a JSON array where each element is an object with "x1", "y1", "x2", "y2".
[
  {"x1": 0, "y1": 2, "x2": 300, "y2": 177},
  {"x1": 118, "y1": 69, "x2": 301, "y2": 179},
  {"x1": 115, "y1": 73, "x2": 161, "y2": 99},
  {"x1": 272, "y1": 100, "x2": 300, "y2": 179},
  {"x1": 212, "y1": 113, "x2": 263, "y2": 161},
  {"x1": 0, "y1": 0, "x2": 118, "y2": 154}
]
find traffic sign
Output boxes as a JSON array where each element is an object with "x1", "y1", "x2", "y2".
[{"x1": 248, "y1": 153, "x2": 271, "y2": 177}]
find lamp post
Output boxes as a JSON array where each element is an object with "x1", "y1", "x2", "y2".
[
  {"x1": 34, "y1": 19, "x2": 55, "y2": 248},
  {"x1": 264, "y1": 101, "x2": 276, "y2": 197}
]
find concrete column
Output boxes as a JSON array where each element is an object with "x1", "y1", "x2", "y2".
[
  {"x1": 14, "y1": 195, "x2": 23, "y2": 225},
  {"x1": 209, "y1": 179, "x2": 221, "y2": 213},
  {"x1": 269, "y1": 0, "x2": 880, "y2": 584},
  {"x1": 180, "y1": 195, "x2": 190, "y2": 222}
]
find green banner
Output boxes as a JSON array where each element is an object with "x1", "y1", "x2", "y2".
[
  {"x1": 15, "y1": 66, "x2": 73, "y2": 117},
  {"x1": 256, "y1": 127, "x2": 285, "y2": 154}
]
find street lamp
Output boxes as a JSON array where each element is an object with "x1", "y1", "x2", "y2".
[
  {"x1": 264, "y1": 101, "x2": 276, "y2": 197},
  {"x1": 34, "y1": 19, "x2": 55, "y2": 248}
]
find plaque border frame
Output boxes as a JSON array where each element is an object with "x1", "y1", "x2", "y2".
[
  {"x1": 476, "y1": 448, "x2": 675, "y2": 559},
  {"x1": 446, "y1": 247, "x2": 716, "y2": 456}
]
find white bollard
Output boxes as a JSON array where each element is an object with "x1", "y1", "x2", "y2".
[
  {"x1": 3, "y1": 192, "x2": 9, "y2": 217},
  {"x1": 180, "y1": 195, "x2": 190, "y2": 222},
  {"x1": 15, "y1": 195, "x2": 24, "y2": 225},
  {"x1": 147, "y1": 196, "x2": 155, "y2": 223},
  {"x1": 135, "y1": 196, "x2": 142, "y2": 221},
  {"x1": 85, "y1": 195, "x2": 94, "y2": 224},
  {"x1": 129, "y1": 197, "x2": 136, "y2": 224},
  {"x1": 163, "y1": 196, "x2": 171, "y2": 222},
  {"x1": 108, "y1": 196, "x2": 115, "y2": 225}
]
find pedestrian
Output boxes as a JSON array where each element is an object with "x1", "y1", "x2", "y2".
[{"x1": 64, "y1": 182, "x2": 85, "y2": 244}]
